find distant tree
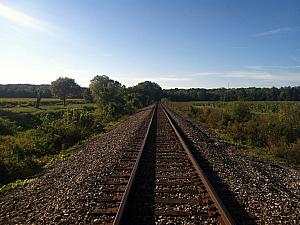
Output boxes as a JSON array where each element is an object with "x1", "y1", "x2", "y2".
[
  {"x1": 50, "y1": 77, "x2": 81, "y2": 106},
  {"x1": 83, "y1": 88, "x2": 94, "y2": 103},
  {"x1": 35, "y1": 88, "x2": 42, "y2": 108},
  {"x1": 90, "y1": 75, "x2": 126, "y2": 118},
  {"x1": 132, "y1": 81, "x2": 163, "y2": 106},
  {"x1": 0, "y1": 84, "x2": 52, "y2": 98},
  {"x1": 163, "y1": 86, "x2": 300, "y2": 102}
]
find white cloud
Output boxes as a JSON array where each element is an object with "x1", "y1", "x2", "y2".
[
  {"x1": 191, "y1": 70, "x2": 300, "y2": 81},
  {"x1": 133, "y1": 76, "x2": 192, "y2": 82},
  {"x1": 245, "y1": 65, "x2": 300, "y2": 70},
  {"x1": 222, "y1": 71, "x2": 273, "y2": 79},
  {"x1": 290, "y1": 56, "x2": 300, "y2": 63},
  {"x1": 102, "y1": 53, "x2": 113, "y2": 57},
  {"x1": 0, "y1": 3, "x2": 48, "y2": 32},
  {"x1": 253, "y1": 27, "x2": 292, "y2": 37}
]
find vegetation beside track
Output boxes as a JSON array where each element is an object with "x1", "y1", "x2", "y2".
[
  {"x1": 0, "y1": 75, "x2": 163, "y2": 190},
  {"x1": 165, "y1": 101, "x2": 300, "y2": 165},
  {"x1": 0, "y1": 103, "x2": 102, "y2": 187}
]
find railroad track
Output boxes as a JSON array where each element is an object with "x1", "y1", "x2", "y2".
[{"x1": 92, "y1": 103, "x2": 235, "y2": 225}]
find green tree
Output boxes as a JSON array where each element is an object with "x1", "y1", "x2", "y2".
[
  {"x1": 90, "y1": 75, "x2": 126, "y2": 118},
  {"x1": 35, "y1": 88, "x2": 43, "y2": 108},
  {"x1": 50, "y1": 77, "x2": 81, "y2": 106},
  {"x1": 132, "y1": 81, "x2": 163, "y2": 106},
  {"x1": 83, "y1": 88, "x2": 94, "y2": 103}
]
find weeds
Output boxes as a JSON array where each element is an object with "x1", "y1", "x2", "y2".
[{"x1": 167, "y1": 101, "x2": 300, "y2": 165}]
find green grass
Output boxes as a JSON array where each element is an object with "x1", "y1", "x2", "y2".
[
  {"x1": 0, "y1": 108, "x2": 125, "y2": 192},
  {"x1": 0, "y1": 98, "x2": 86, "y2": 108},
  {"x1": 166, "y1": 100, "x2": 300, "y2": 165},
  {"x1": 0, "y1": 98, "x2": 85, "y2": 103},
  {"x1": 171, "y1": 100, "x2": 300, "y2": 114},
  {"x1": 0, "y1": 178, "x2": 35, "y2": 193},
  {"x1": 1, "y1": 103, "x2": 96, "y2": 114}
]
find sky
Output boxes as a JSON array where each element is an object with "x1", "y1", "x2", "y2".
[{"x1": 0, "y1": 0, "x2": 300, "y2": 89}]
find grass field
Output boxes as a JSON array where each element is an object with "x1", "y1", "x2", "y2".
[
  {"x1": 0, "y1": 98, "x2": 102, "y2": 187},
  {"x1": 166, "y1": 100, "x2": 300, "y2": 165},
  {"x1": 0, "y1": 98, "x2": 85, "y2": 108},
  {"x1": 191, "y1": 101, "x2": 300, "y2": 113}
]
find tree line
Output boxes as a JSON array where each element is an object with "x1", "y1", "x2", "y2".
[
  {"x1": 0, "y1": 76, "x2": 162, "y2": 113},
  {"x1": 0, "y1": 76, "x2": 162, "y2": 186},
  {"x1": 89, "y1": 75, "x2": 162, "y2": 119},
  {"x1": 0, "y1": 83, "x2": 88, "y2": 99},
  {"x1": 164, "y1": 86, "x2": 300, "y2": 101},
  {"x1": 2, "y1": 82, "x2": 300, "y2": 102},
  {"x1": 46, "y1": 76, "x2": 162, "y2": 117},
  {"x1": 0, "y1": 84, "x2": 53, "y2": 98}
]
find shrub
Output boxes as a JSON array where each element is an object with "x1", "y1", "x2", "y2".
[
  {"x1": 0, "y1": 107, "x2": 104, "y2": 186},
  {"x1": 288, "y1": 139, "x2": 300, "y2": 164},
  {"x1": 0, "y1": 118, "x2": 18, "y2": 135},
  {"x1": 207, "y1": 108, "x2": 226, "y2": 128},
  {"x1": 167, "y1": 100, "x2": 300, "y2": 165},
  {"x1": 228, "y1": 102, "x2": 252, "y2": 122}
]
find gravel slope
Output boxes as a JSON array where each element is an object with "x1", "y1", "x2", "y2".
[
  {"x1": 0, "y1": 106, "x2": 154, "y2": 225},
  {"x1": 166, "y1": 106, "x2": 300, "y2": 225}
]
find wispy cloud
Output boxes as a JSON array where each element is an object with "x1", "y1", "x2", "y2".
[
  {"x1": 222, "y1": 71, "x2": 276, "y2": 80},
  {"x1": 0, "y1": 3, "x2": 48, "y2": 32},
  {"x1": 191, "y1": 69, "x2": 300, "y2": 81},
  {"x1": 245, "y1": 65, "x2": 300, "y2": 70},
  {"x1": 102, "y1": 53, "x2": 113, "y2": 57},
  {"x1": 192, "y1": 71, "x2": 274, "y2": 80},
  {"x1": 134, "y1": 76, "x2": 192, "y2": 82},
  {"x1": 290, "y1": 56, "x2": 300, "y2": 63},
  {"x1": 131, "y1": 68, "x2": 300, "y2": 84},
  {"x1": 224, "y1": 71, "x2": 300, "y2": 81},
  {"x1": 253, "y1": 27, "x2": 292, "y2": 37}
]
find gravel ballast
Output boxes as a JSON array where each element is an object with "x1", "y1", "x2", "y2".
[
  {"x1": 166, "y1": 106, "x2": 300, "y2": 225},
  {"x1": 0, "y1": 106, "x2": 154, "y2": 225}
]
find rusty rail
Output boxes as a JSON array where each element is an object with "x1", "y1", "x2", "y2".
[
  {"x1": 113, "y1": 102, "x2": 235, "y2": 224},
  {"x1": 162, "y1": 103, "x2": 236, "y2": 225},
  {"x1": 113, "y1": 103, "x2": 157, "y2": 225}
]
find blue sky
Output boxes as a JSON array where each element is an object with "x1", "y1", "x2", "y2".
[{"x1": 0, "y1": 0, "x2": 299, "y2": 88}]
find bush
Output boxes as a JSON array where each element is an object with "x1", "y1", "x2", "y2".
[
  {"x1": 289, "y1": 139, "x2": 300, "y2": 164},
  {"x1": 228, "y1": 102, "x2": 252, "y2": 122},
  {"x1": 167, "y1": 100, "x2": 300, "y2": 165},
  {"x1": 207, "y1": 108, "x2": 228, "y2": 128},
  {"x1": 0, "y1": 107, "x2": 103, "y2": 186},
  {"x1": 0, "y1": 136, "x2": 41, "y2": 185},
  {"x1": 0, "y1": 118, "x2": 19, "y2": 135}
]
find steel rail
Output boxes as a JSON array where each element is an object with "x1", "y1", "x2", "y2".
[
  {"x1": 161, "y1": 103, "x2": 236, "y2": 225},
  {"x1": 113, "y1": 103, "x2": 157, "y2": 225}
]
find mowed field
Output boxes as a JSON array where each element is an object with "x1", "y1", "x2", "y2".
[{"x1": 166, "y1": 100, "x2": 300, "y2": 164}]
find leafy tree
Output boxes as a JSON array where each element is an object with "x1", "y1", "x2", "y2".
[
  {"x1": 132, "y1": 81, "x2": 163, "y2": 106},
  {"x1": 0, "y1": 84, "x2": 52, "y2": 98},
  {"x1": 90, "y1": 75, "x2": 126, "y2": 118},
  {"x1": 35, "y1": 88, "x2": 42, "y2": 108},
  {"x1": 163, "y1": 86, "x2": 300, "y2": 102},
  {"x1": 90, "y1": 76, "x2": 162, "y2": 119},
  {"x1": 50, "y1": 77, "x2": 81, "y2": 106},
  {"x1": 82, "y1": 88, "x2": 94, "y2": 103}
]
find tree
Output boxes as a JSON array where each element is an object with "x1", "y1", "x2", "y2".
[
  {"x1": 132, "y1": 81, "x2": 163, "y2": 106},
  {"x1": 82, "y1": 88, "x2": 94, "y2": 103},
  {"x1": 50, "y1": 77, "x2": 81, "y2": 106},
  {"x1": 90, "y1": 75, "x2": 126, "y2": 118},
  {"x1": 35, "y1": 88, "x2": 42, "y2": 108}
]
